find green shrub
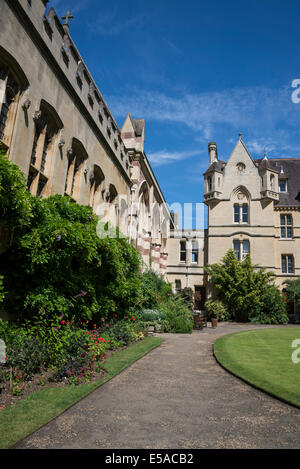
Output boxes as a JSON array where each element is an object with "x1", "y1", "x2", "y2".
[
  {"x1": 158, "y1": 296, "x2": 193, "y2": 334},
  {"x1": 285, "y1": 277, "x2": 300, "y2": 307},
  {"x1": 204, "y1": 300, "x2": 229, "y2": 321},
  {"x1": 0, "y1": 275, "x2": 5, "y2": 303},
  {"x1": 0, "y1": 151, "x2": 32, "y2": 229},
  {"x1": 205, "y1": 250, "x2": 282, "y2": 323},
  {"x1": 6, "y1": 334, "x2": 49, "y2": 377},
  {"x1": 251, "y1": 286, "x2": 288, "y2": 325},
  {"x1": 178, "y1": 287, "x2": 194, "y2": 310},
  {"x1": 140, "y1": 270, "x2": 172, "y2": 309},
  {"x1": 140, "y1": 309, "x2": 166, "y2": 322}
]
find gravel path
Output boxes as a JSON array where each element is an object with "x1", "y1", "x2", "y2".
[{"x1": 15, "y1": 323, "x2": 300, "y2": 449}]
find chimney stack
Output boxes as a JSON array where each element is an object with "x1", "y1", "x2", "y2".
[{"x1": 208, "y1": 142, "x2": 218, "y2": 166}]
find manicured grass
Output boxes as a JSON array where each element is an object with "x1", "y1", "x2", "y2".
[
  {"x1": 0, "y1": 336, "x2": 163, "y2": 449},
  {"x1": 214, "y1": 327, "x2": 300, "y2": 408}
]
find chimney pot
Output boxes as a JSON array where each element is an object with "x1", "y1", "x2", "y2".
[{"x1": 208, "y1": 142, "x2": 218, "y2": 165}]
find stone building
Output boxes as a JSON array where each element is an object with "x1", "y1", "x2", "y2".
[
  {"x1": 204, "y1": 135, "x2": 300, "y2": 292},
  {"x1": 166, "y1": 229, "x2": 207, "y2": 310},
  {"x1": 0, "y1": 0, "x2": 170, "y2": 272},
  {"x1": 167, "y1": 136, "x2": 300, "y2": 315}
]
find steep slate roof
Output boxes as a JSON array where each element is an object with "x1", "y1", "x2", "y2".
[
  {"x1": 203, "y1": 154, "x2": 300, "y2": 207},
  {"x1": 269, "y1": 159, "x2": 300, "y2": 207},
  {"x1": 203, "y1": 160, "x2": 226, "y2": 175},
  {"x1": 255, "y1": 158, "x2": 300, "y2": 207},
  {"x1": 132, "y1": 119, "x2": 145, "y2": 137}
]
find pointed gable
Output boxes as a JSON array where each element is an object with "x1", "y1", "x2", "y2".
[{"x1": 221, "y1": 137, "x2": 262, "y2": 200}]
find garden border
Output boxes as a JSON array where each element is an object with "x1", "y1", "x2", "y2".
[{"x1": 4, "y1": 336, "x2": 163, "y2": 449}]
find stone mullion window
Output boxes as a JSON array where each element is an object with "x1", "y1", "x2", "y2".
[
  {"x1": 71, "y1": 154, "x2": 84, "y2": 200},
  {"x1": 282, "y1": 254, "x2": 294, "y2": 274},
  {"x1": 280, "y1": 214, "x2": 293, "y2": 239},
  {"x1": 191, "y1": 241, "x2": 199, "y2": 263},
  {"x1": 89, "y1": 177, "x2": 103, "y2": 211},
  {"x1": 65, "y1": 153, "x2": 76, "y2": 197},
  {"x1": 180, "y1": 241, "x2": 187, "y2": 262},
  {"x1": 0, "y1": 70, "x2": 19, "y2": 146},
  {"x1": 28, "y1": 123, "x2": 47, "y2": 196},
  {"x1": 234, "y1": 203, "x2": 249, "y2": 224},
  {"x1": 28, "y1": 112, "x2": 59, "y2": 197},
  {"x1": 233, "y1": 239, "x2": 250, "y2": 261}
]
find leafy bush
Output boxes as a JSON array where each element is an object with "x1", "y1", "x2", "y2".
[
  {"x1": 204, "y1": 300, "x2": 230, "y2": 322},
  {"x1": 0, "y1": 275, "x2": 5, "y2": 303},
  {"x1": 251, "y1": 286, "x2": 288, "y2": 324},
  {"x1": 285, "y1": 277, "x2": 300, "y2": 307},
  {"x1": 178, "y1": 287, "x2": 194, "y2": 310},
  {"x1": 204, "y1": 249, "x2": 286, "y2": 323},
  {"x1": 140, "y1": 309, "x2": 166, "y2": 322},
  {"x1": 140, "y1": 270, "x2": 172, "y2": 309},
  {"x1": 0, "y1": 151, "x2": 32, "y2": 229},
  {"x1": 158, "y1": 296, "x2": 193, "y2": 333},
  {"x1": 6, "y1": 334, "x2": 49, "y2": 377},
  {"x1": 0, "y1": 179, "x2": 143, "y2": 323}
]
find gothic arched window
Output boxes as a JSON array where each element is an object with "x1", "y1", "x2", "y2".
[
  {"x1": 27, "y1": 102, "x2": 63, "y2": 197},
  {"x1": 65, "y1": 138, "x2": 88, "y2": 202}
]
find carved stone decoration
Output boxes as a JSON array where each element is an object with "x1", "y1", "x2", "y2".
[
  {"x1": 67, "y1": 147, "x2": 74, "y2": 158},
  {"x1": 237, "y1": 162, "x2": 246, "y2": 174},
  {"x1": 76, "y1": 61, "x2": 85, "y2": 79},
  {"x1": 22, "y1": 98, "x2": 31, "y2": 111},
  {"x1": 58, "y1": 131, "x2": 65, "y2": 149},
  {"x1": 62, "y1": 35, "x2": 71, "y2": 54},
  {"x1": 237, "y1": 192, "x2": 245, "y2": 200},
  {"x1": 33, "y1": 110, "x2": 42, "y2": 124}
]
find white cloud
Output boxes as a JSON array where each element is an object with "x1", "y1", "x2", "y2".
[
  {"x1": 148, "y1": 149, "x2": 200, "y2": 167},
  {"x1": 108, "y1": 84, "x2": 300, "y2": 156}
]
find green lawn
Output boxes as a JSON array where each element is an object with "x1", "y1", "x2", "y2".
[
  {"x1": 0, "y1": 336, "x2": 163, "y2": 449},
  {"x1": 214, "y1": 327, "x2": 300, "y2": 408}
]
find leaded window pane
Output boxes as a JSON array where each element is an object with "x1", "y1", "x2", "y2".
[
  {"x1": 242, "y1": 204, "x2": 248, "y2": 223},
  {"x1": 234, "y1": 205, "x2": 240, "y2": 223}
]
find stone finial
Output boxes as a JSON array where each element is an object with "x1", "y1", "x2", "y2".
[
  {"x1": 208, "y1": 142, "x2": 218, "y2": 165},
  {"x1": 62, "y1": 11, "x2": 74, "y2": 33}
]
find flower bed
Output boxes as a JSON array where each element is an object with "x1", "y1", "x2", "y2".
[{"x1": 0, "y1": 313, "x2": 146, "y2": 410}]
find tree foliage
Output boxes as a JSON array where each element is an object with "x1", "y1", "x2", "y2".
[
  {"x1": 0, "y1": 154, "x2": 143, "y2": 323},
  {"x1": 204, "y1": 249, "x2": 288, "y2": 323},
  {"x1": 285, "y1": 277, "x2": 300, "y2": 306}
]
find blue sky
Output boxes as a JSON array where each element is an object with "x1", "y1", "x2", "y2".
[{"x1": 48, "y1": 0, "x2": 300, "y2": 228}]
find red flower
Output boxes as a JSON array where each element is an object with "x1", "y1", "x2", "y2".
[
  {"x1": 66, "y1": 321, "x2": 70, "y2": 326},
  {"x1": 115, "y1": 314, "x2": 117, "y2": 318},
  {"x1": 61, "y1": 320, "x2": 65, "y2": 325},
  {"x1": 106, "y1": 323, "x2": 109, "y2": 327}
]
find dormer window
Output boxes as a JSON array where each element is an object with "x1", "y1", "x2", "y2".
[{"x1": 279, "y1": 180, "x2": 287, "y2": 192}]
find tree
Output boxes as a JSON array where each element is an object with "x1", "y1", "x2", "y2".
[
  {"x1": 204, "y1": 249, "x2": 286, "y2": 323},
  {"x1": 285, "y1": 278, "x2": 300, "y2": 306}
]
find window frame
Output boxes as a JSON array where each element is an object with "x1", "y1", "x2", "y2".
[
  {"x1": 233, "y1": 239, "x2": 250, "y2": 261},
  {"x1": 180, "y1": 240, "x2": 187, "y2": 263},
  {"x1": 233, "y1": 203, "x2": 249, "y2": 224},
  {"x1": 281, "y1": 254, "x2": 294, "y2": 274},
  {"x1": 280, "y1": 214, "x2": 293, "y2": 239}
]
